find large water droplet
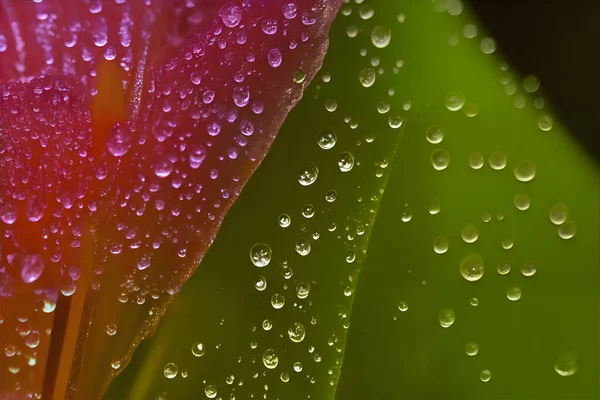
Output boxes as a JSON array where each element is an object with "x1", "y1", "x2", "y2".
[
  {"x1": 268, "y1": 48, "x2": 282, "y2": 68},
  {"x1": 219, "y1": 3, "x2": 242, "y2": 27},
  {"x1": 480, "y1": 369, "x2": 492, "y2": 382},
  {"x1": 557, "y1": 220, "x2": 576, "y2": 239},
  {"x1": 431, "y1": 149, "x2": 450, "y2": 170},
  {"x1": 514, "y1": 160, "x2": 536, "y2": 182},
  {"x1": 438, "y1": 308, "x2": 456, "y2": 328},
  {"x1": 288, "y1": 323, "x2": 306, "y2": 343},
  {"x1": 21, "y1": 254, "x2": 44, "y2": 284},
  {"x1": 489, "y1": 151, "x2": 507, "y2": 170},
  {"x1": 359, "y1": 68, "x2": 376, "y2": 87},
  {"x1": 426, "y1": 125, "x2": 444, "y2": 144},
  {"x1": 298, "y1": 164, "x2": 319, "y2": 186},
  {"x1": 465, "y1": 342, "x2": 479, "y2": 356},
  {"x1": 549, "y1": 204, "x2": 568, "y2": 225},
  {"x1": 554, "y1": 351, "x2": 578, "y2": 376},
  {"x1": 263, "y1": 349, "x2": 279, "y2": 369},
  {"x1": 337, "y1": 152, "x2": 355, "y2": 172},
  {"x1": 317, "y1": 130, "x2": 337, "y2": 150},
  {"x1": 164, "y1": 363, "x2": 178, "y2": 379}
]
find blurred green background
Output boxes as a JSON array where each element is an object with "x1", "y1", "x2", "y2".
[{"x1": 107, "y1": 0, "x2": 599, "y2": 399}]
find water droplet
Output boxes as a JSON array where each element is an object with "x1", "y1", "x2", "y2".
[
  {"x1": 388, "y1": 115, "x2": 403, "y2": 129},
  {"x1": 554, "y1": 351, "x2": 578, "y2": 376},
  {"x1": 288, "y1": 323, "x2": 306, "y2": 343},
  {"x1": 254, "y1": 276, "x2": 267, "y2": 291},
  {"x1": 337, "y1": 152, "x2": 355, "y2": 172},
  {"x1": 465, "y1": 342, "x2": 479, "y2": 356},
  {"x1": 480, "y1": 369, "x2": 492, "y2": 382},
  {"x1": 296, "y1": 282, "x2": 311, "y2": 299},
  {"x1": 164, "y1": 363, "x2": 179, "y2": 379},
  {"x1": 250, "y1": 243, "x2": 272, "y2": 267},
  {"x1": 521, "y1": 262, "x2": 537, "y2": 277},
  {"x1": 106, "y1": 324, "x2": 117, "y2": 336},
  {"x1": 426, "y1": 125, "x2": 444, "y2": 144},
  {"x1": 438, "y1": 308, "x2": 456, "y2": 328},
  {"x1": 281, "y1": 372, "x2": 290, "y2": 382},
  {"x1": 359, "y1": 5, "x2": 374, "y2": 19},
  {"x1": 514, "y1": 160, "x2": 536, "y2": 182},
  {"x1": 271, "y1": 293, "x2": 285, "y2": 309},
  {"x1": 431, "y1": 149, "x2": 450, "y2": 170},
  {"x1": 325, "y1": 190, "x2": 337, "y2": 202},
  {"x1": 298, "y1": 164, "x2": 319, "y2": 186},
  {"x1": 233, "y1": 85, "x2": 250, "y2": 107},
  {"x1": 514, "y1": 194, "x2": 531, "y2": 211},
  {"x1": 205, "y1": 384, "x2": 218, "y2": 399},
  {"x1": 293, "y1": 362, "x2": 303, "y2": 372},
  {"x1": 538, "y1": 114, "x2": 553, "y2": 131},
  {"x1": 21, "y1": 254, "x2": 44, "y2": 283},
  {"x1": 219, "y1": 3, "x2": 242, "y2": 27},
  {"x1": 262, "y1": 319, "x2": 273, "y2": 331},
  {"x1": 488, "y1": 151, "x2": 507, "y2": 170},
  {"x1": 107, "y1": 123, "x2": 132, "y2": 157},
  {"x1": 295, "y1": 238, "x2": 311, "y2": 256},
  {"x1": 302, "y1": 204, "x2": 315, "y2": 218},
  {"x1": 398, "y1": 302, "x2": 408, "y2": 312},
  {"x1": 278, "y1": 214, "x2": 291, "y2": 228},
  {"x1": 371, "y1": 25, "x2": 391, "y2": 48},
  {"x1": 523, "y1": 75, "x2": 540, "y2": 93},
  {"x1": 268, "y1": 48, "x2": 282, "y2": 68},
  {"x1": 480, "y1": 37, "x2": 496, "y2": 54},
  {"x1": 261, "y1": 18, "x2": 278, "y2": 35},
  {"x1": 0, "y1": 35, "x2": 7, "y2": 52},
  {"x1": 460, "y1": 253, "x2": 484, "y2": 282},
  {"x1": 549, "y1": 204, "x2": 568, "y2": 225},
  {"x1": 283, "y1": 3, "x2": 298, "y2": 19},
  {"x1": 1, "y1": 204, "x2": 17, "y2": 224},
  {"x1": 191, "y1": 342, "x2": 205, "y2": 357},
  {"x1": 294, "y1": 69, "x2": 306, "y2": 84},
  {"x1": 470, "y1": 297, "x2": 479, "y2": 306},
  {"x1": 433, "y1": 237, "x2": 449, "y2": 254},
  {"x1": 461, "y1": 224, "x2": 479, "y2": 243},
  {"x1": 154, "y1": 160, "x2": 174, "y2": 178},
  {"x1": 497, "y1": 263, "x2": 511, "y2": 275},
  {"x1": 263, "y1": 349, "x2": 279, "y2": 369},
  {"x1": 558, "y1": 220, "x2": 576, "y2": 240},
  {"x1": 507, "y1": 286, "x2": 522, "y2": 301},
  {"x1": 468, "y1": 152, "x2": 484, "y2": 170},
  {"x1": 359, "y1": 68, "x2": 376, "y2": 87},
  {"x1": 445, "y1": 92, "x2": 465, "y2": 111}
]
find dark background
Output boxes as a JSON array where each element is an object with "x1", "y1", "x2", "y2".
[{"x1": 471, "y1": 0, "x2": 600, "y2": 161}]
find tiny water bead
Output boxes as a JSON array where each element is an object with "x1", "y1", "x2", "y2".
[
  {"x1": 554, "y1": 351, "x2": 578, "y2": 377},
  {"x1": 489, "y1": 151, "x2": 507, "y2": 170},
  {"x1": 288, "y1": 323, "x2": 306, "y2": 343},
  {"x1": 433, "y1": 236, "x2": 449, "y2": 254},
  {"x1": 359, "y1": 68, "x2": 376, "y2": 88},
  {"x1": 302, "y1": 204, "x2": 315, "y2": 218},
  {"x1": 514, "y1": 194, "x2": 531, "y2": 211},
  {"x1": 465, "y1": 342, "x2": 479, "y2": 356},
  {"x1": 401, "y1": 209, "x2": 412, "y2": 222},
  {"x1": 521, "y1": 262, "x2": 537, "y2": 277},
  {"x1": 480, "y1": 369, "x2": 492, "y2": 382},
  {"x1": 507, "y1": 286, "x2": 522, "y2": 301},
  {"x1": 325, "y1": 99, "x2": 338, "y2": 112},
  {"x1": 558, "y1": 220, "x2": 577, "y2": 240},
  {"x1": 371, "y1": 25, "x2": 391, "y2": 48},
  {"x1": 295, "y1": 238, "x2": 311, "y2": 256},
  {"x1": 438, "y1": 308, "x2": 455, "y2": 328},
  {"x1": 280, "y1": 372, "x2": 290, "y2": 383},
  {"x1": 468, "y1": 152, "x2": 484, "y2": 169},
  {"x1": 325, "y1": 190, "x2": 337, "y2": 202},
  {"x1": 461, "y1": 224, "x2": 479, "y2": 243},
  {"x1": 263, "y1": 349, "x2": 279, "y2": 369},
  {"x1": 278, "y1": 213, "x2": 291, "y2": 228},
  {"x1": 501, "y1": 238, "x2": 514, "y2": 250},
  {"x1": 460, "y1": 253, "x2": 484, "y2": 282},
  {"x1": 164, "y1": 363, "x2": 179, "y2": 379},
  {"x1": 337, "y1": 151, "x2": 355, "y2": 172},
  {"x1": 262, "y1": 319, "x2": 273, "y2": 331},
  {"x1": 445, "y1": 92, "x2": 465, "y2": 111},
  {"x1": 514, "y1": 160, "x2": 537, "y2": 182},
  {"x1": 317, "y1": 130, "x2": 337, "y2": 150},
  {"x1": 470, "y1": 297, "x2": 479, "y2": 306},
  {"x1": 426, "y1": 125, "x2": 444, "y2": 144},
  {"x1": 549, "y1": 203, "x2": 568, "y2": 225},
  {"x1": 431, "y1": 149, "x2": 450, "y2": 170},
  {"x1": 254, "y1": 276, "x2": 267, "y2": 291},
  {"x1": 298, "y1": 163, "x2": 319, "y2": 186},
  {"x1": 428, "y1": 199, "x2": 441, "y2": 215},
  {"x1": 192, "y1": 342, "x2": 205, "y2": 357},
  {"x1": 293, "y1": 362, "x2": 303, "y2": 372},
  {"x1": 106, "y1": 324, "x2": 117, "y2": 336},
  {"x1": 250, "y1": 243, "x2": 272, "y2": 267},
  {"x1": 398, "y1": 302, "x2": 408, "y2": 312}
]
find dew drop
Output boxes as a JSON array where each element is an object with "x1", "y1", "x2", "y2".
[
  {"x1": 549, "y1": 204, "x2": 568, "y2": 225},
  {"x1": 298, "y1": 164, "x2": 319, "y2": 186},
  {"x1": 288, "y1": 323, "x2": 306, "y2": 343},
  {"x1": 219, "y1": 3, "x2": 242, "y2": 27},
  {"x1": 507, "y1": 286, "x2": 521, "y2": 301},
  {"x1": 250, "y1": 243, "x2": 272, "y2": 267},
  {"x1": 268, "y1": 48, "x2": 282, "y2": 68},
  {"x1": 371, "y1": 26, "x2": 391, "y2": 48},
  {"x1": 295, "y1": 238, "x2": 311, "y2": 256},
  {"x1": 514, "y1": 194, "x2": 531, "y2": 211},
  {"x1": 468, "y1": 152, "x2": 484, "y2": 170},
  {"x1": 426, "y1": 125, "x2": 444, "y2": 144},
  {"x1": 254, "y1": 276, "x2": 267, "y2": 291},
  {"x1": 460, "y1": 253, "x2": 484, "y2": 282},
  {"x1": 557, "y1": 220, "x2": 576, "y2": 240},
  {"x1": 521, "y1": 262, "x2": 537, "y2": 277},
  {"x1": 271, "y1": 293, "x2": 285, "y2": 309},
  {"x1": 337, "y1": 152, "x2": 355, "y2": 172},
  {"x1": 488, "y1": 151, "x2": 507, "y2": 170},
  {"x1": 205, "y1": 385, "x2": 218, "y2": 399},
  {"x1": 107, "y1": 123, "x2": 132, "y2": 157},
  {"x1": 263, "y1": 349, "x2": 279, "y2": 369},
  {"x1": 359, "y1": 68, "x2": 376, "y2": 87},
  {"x1": 164, "y1": 363, "x2": 179, "y2": 379},
  {"x1": 465, "y1": 342, "x2": 479, "y2": 356},
  {"x1": 398, "y1": 302, "x2": 408, "y2": 312},
  {"x1": 445, "y1": 92, "x2": 465, "y2": 111},
  {"x1": 538, "y1": 114, "x2": 554, "y2": 131},
  {"x1": 192, "y1": 342, "x2": 205, "y2": 357},
  {"x1": 554, "y1": 351, "x2": 578, "y2": 377},
  {"x1": 278, "y1": 214, "x2": 291, "y2": 228},
  {"x1": 431, "y1": 149, "x2": 450, "y2": 170},
  {"x1": 514, "y1": 160, "x2": 536, "y2": 182},
  {"x1": 438, "y1": 308, "x2": 455, "y2": 328},
  {"x1": 296, "y1": 282, "x2": 311, "y2": 299},
  {"x1": 480, "y1": 369, "x2": 492, "y2": 382},
  {"x1": 433, "y1": 236, "x2": 449, "y2": 254}
]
